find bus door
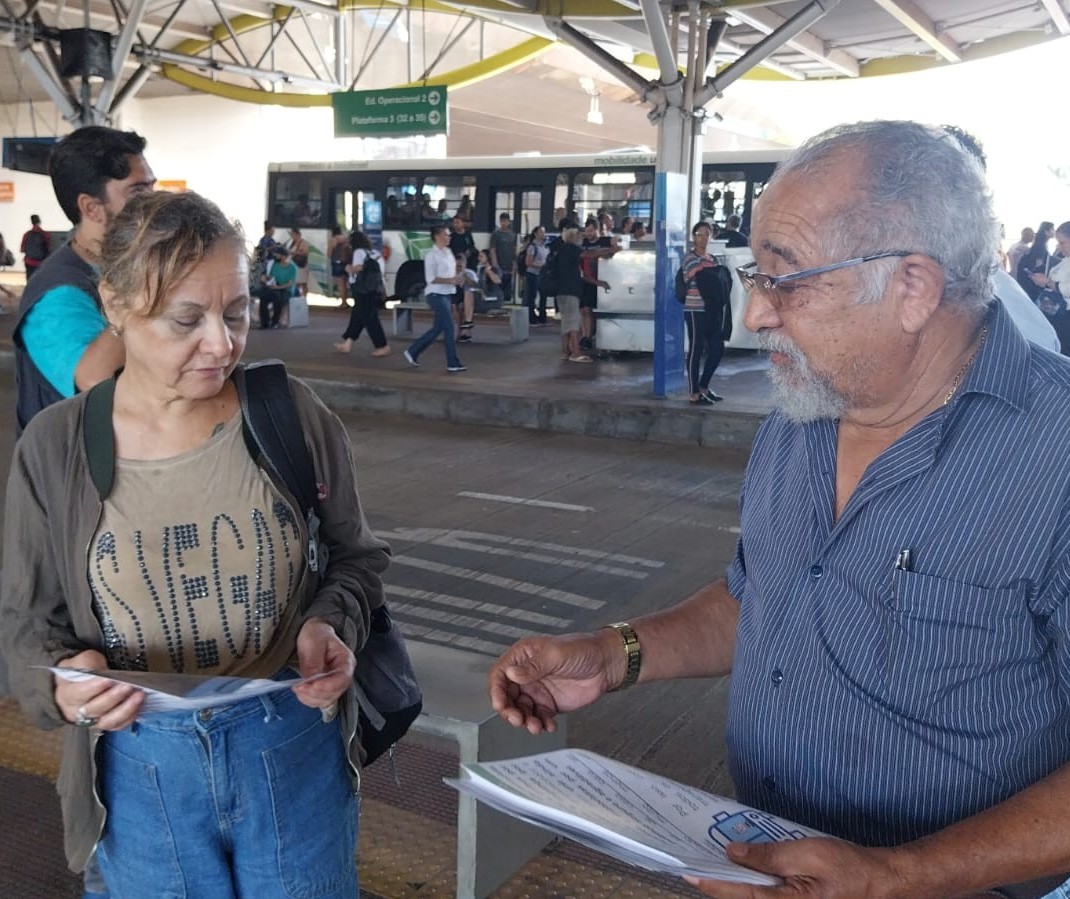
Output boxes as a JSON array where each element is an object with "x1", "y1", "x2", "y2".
[
  {"x1": 491, "y1": 186, "x2": 543, "y2": 238},
  {"x1": 331, "y1": 187, "x2": 373, "y2": 234}
]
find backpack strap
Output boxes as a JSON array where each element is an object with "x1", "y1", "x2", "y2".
[
  {"x1": 234, "y1": 361, "x2": 322, "y2": 573},
  {"x1": 82, "y1": 378, "x2": 118, "y2": 500}
]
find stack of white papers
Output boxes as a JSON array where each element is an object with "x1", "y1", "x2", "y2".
[
  {"x1": 45, "y1": 667, "x2": 326, "y2": 714},
  {"x1": 447, "y1": 748, "x2": 822, "y2": 885}
]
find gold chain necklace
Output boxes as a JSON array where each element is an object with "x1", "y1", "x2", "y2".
[
  {"x1": 943, "y1": 322, "x2": 989, "y2": 406},
  {"x1": 70, "y1": 236, "x2": 101, "y2": 265}
]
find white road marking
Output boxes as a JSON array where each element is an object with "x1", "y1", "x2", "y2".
[
  {"x1": 390, "y1": 554, "x2": 605, "y2": 610},
  {"x1": 381, "y1": 527, "x2": 664, "y2": 570},
  {"x1": 389, "y1": 584, "x2": 572, "y2": 628},
  {"x1": 393, "y1": 620, "x2": 507, "y2": 656},
  {"x1": 457, "y1": 491, "x2": 594, "y2": 513},
  {"x1": 389, "y1": 600, "x2": 549, "y2": 641}
]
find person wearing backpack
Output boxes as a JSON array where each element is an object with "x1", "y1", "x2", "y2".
[
  {"x1": 20, "y1": 214, "x2": 51, "y2": 281},
  {"x1": 679, "y1": 221, "x2": 730, "y2": 405},
  {"x1": 523, "y1": 226, "x2": 549, "y2": 326},
  {"x1": 336, "y1": 230, "x2": 390, "y2": 356},
  {"x1": 1, "y1": 190, "x2": 392, "y2": 899}
]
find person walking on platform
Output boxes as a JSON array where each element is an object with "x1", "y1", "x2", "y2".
[
  {"x1": 490, "y1": 120, "x2": 1070, "y2": 899},
  {"x1": 13, "y1": 126, "x2": 156, "y2": 437},
  {"x1": 1, "y1": 190, "x2": 390, "y2": 899},
  {"x1": 335, "y1": 229, "x2": 390, "y2": 357},
  {"x1": 404, "y1": 223, "x2": 466, "y2": 372}
]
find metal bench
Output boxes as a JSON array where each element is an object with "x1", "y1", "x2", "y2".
[
  {"x1": 386, "y1": 299, "x2": 530, "y2": 343},
  {"x1": 386, "y1": 298, "x2": 427, "y2": 336},
  {"x1": 406, "y1": 640, "x2": 565, "y2": 899},
  {"x1": 499, "y1": 304, "x2": 530, "y2": 343}
]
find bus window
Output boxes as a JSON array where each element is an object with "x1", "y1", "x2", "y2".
[
  {"x1": 553, "y1": 174, "x2": 570, "y2": 229},
  {"x1": 571, "y1": 169, "x2": 653, "y2": 233},
  {"x1": 422, "y1": 174, "x2": 477, "y2": 228},
  {"x1": 385, "y1": 176, "x2": 420, "y2": 229},
  {"x1": 273, "y1": 175, "x2": 325, "y2": 229},
  {"x1": 701, "y1": 170, "x2": 747, "y2": 228},
  {"x1": 494, "y1": 189, "x2": 542, "y2": 236}
]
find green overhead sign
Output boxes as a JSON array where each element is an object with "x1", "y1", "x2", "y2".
[{"x1": 332, "y1": 86, "x2": 449, "y2": 138}]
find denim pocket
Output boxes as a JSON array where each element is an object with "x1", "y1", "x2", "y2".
[
  {"x1": 263, "y1": 713, "x2": 358, "y2": 898},
  {"x1": 98, "y1": 741, "x2": 184, "y2": 899}
]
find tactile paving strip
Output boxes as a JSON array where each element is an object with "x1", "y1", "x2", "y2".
[{"x1": 0, "y1": 699, "x2": 698, "y2": 898}]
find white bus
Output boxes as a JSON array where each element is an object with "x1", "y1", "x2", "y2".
[{"x1": 266, "y1": 149, "x2": 787, "y2": 349}]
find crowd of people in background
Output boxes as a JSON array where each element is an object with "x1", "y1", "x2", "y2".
[{"x1": 1010, "y1": 220, "x2": 1070, "y2": 353}]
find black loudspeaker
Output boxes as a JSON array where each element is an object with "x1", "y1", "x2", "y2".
[
  {"x1": 59, "y1": 29, "x2": 114, "y2": 80},
  {"x1": 2, "y1": 138, "x2": 57, "y2": 175}
]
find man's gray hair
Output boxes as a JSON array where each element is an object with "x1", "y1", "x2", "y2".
[{"x1": 769, "y1": 120, "x2": 999, "y2": 311}]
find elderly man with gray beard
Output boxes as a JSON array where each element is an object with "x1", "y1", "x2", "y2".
[{"x1": 488, "y1": 120, "x2": 1070, "y2": 899}]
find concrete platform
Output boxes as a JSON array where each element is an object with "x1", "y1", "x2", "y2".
[{"x1": 0, "y1": 296, "x2": 776, "y2": 451}]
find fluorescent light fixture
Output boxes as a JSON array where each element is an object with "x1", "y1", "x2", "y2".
[
  {"x1": 593, "y1": 172, "x2": 635, "y2": 185},
  {"x1": 586, "y1": 94, "x2": 603, "y2": 125}
]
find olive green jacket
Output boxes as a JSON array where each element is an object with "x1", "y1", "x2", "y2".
[{"x1": 0, "y1": 370, "x2": 390, "y2": 871}]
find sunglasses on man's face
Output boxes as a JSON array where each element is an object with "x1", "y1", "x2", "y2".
[{"x1": 736, "y1": 251, "x2": 912, "y2": 307}]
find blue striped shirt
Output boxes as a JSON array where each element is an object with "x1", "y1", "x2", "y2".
[{"x1": 726, "y1": 299, "x2": 1070, "y2": 846}]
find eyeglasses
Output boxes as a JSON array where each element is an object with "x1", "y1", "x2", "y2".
[{"x1": 736, "y1": 251, "x2": 912, "y2": 299}]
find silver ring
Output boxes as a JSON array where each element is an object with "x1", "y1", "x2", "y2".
[{"x1": 74, "y1": 706, "x2": 98, "y2": 728}]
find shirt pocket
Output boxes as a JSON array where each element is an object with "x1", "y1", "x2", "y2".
[{"x1": 881, "y1": 568, "x2": 1039, "y2": 727}]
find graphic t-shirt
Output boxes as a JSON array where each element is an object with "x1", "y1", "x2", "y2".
[{"x1": 88, "y1": 415, "x2": 304, "y2": 675}]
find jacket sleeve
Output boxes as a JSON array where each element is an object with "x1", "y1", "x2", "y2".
[
  {"x1": 0, "y1": 422, "x2": 84, "y2": 729},
  {"x1": 289, "y1": 377, "x2": 391, "y2": 653}
]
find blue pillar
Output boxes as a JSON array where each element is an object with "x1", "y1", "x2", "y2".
[{"x1": 653, "y1": 171, "x2": 687, "y2": 398}]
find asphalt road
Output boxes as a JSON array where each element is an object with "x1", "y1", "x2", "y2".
[{"x1": 0, "y1": 374, "x2": 749, "y2": 793}]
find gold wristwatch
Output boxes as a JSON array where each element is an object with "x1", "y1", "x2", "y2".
[{"x1": 604, "y1": 622, "x2": 642, "y2": 691}]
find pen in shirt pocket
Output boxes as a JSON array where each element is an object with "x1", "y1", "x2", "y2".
[{"x1": 894, "y1": 548, "x2": 913, "y2": 572}]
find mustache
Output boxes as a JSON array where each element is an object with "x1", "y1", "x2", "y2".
[{"x1": 756, "y1": 329, "x2": 801, "y2": 359}]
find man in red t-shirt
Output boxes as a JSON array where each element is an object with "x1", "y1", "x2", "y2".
[{"x1": 20, "y1": 214, "x2": 51, "y2": 280}]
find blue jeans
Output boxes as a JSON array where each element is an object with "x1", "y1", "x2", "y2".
[
  {"x1": 96, "y1": 682, "x2": 358, "y2": 899},
  {"x1": 407, "y1": 293, "x2": 461, "y2": 368},
  {"x1": 524, "y1": 271, "x2": 543, "y2": 322}
]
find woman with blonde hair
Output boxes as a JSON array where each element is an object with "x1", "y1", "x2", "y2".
[{"x1": 1, "y1": 189, "x2": 390, "y2": 898}]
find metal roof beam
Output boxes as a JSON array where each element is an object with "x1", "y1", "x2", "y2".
[
  {"x1": 871, "y1": 0, "x2": 961, "y2": 62},
  {"x1": 97, "y1": 0, "x2": 153, "y2": 113},
  {"x1": 19, "y1": 46, "x2": 80, "y2": 120},
  {"x1": 217, "y1": 0, "x2": 342, "y2": 17},
  {"x1": 696, "y1": 0, "x2": 838, "y2": 105},
  {"x1": 135, "y1": 44, "x2": 341, "y2": 90},
  {"x1": 637, "y1": 0, "x2": 678, "y2": 86},
  {"x1": 731, "y1": 5, "x2": 858, "y2": 77},
  {"x1": 1039, "y1": 0, "x2": 1070, "y2": 36},
  {"x1": 716, "y1": 36, "x2": 805, "y2": 80},
  {"x1": 543, "y1": 15, "x2": 659, "y2": 103}
]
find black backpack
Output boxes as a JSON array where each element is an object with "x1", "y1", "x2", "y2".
[
  {"x1": 24, "y1": 229, "x2": 49, "y2": 261},
  {"x1": 81, "y1": 363, "x2": 423, "y2": 767},
  {"x1": 539, "y1": 238, "x2": 560, "y2": 297},
  {"x1": 674, "y1": 266, "x2": 688, "y2": 304},
  {"x1": 353, "y1": 253, "x2": 384, "y2": 296}
]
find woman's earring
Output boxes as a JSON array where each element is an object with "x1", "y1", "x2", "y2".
[{"x1": 108, "y1": 323, "x2": 123, "y2": 339}]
